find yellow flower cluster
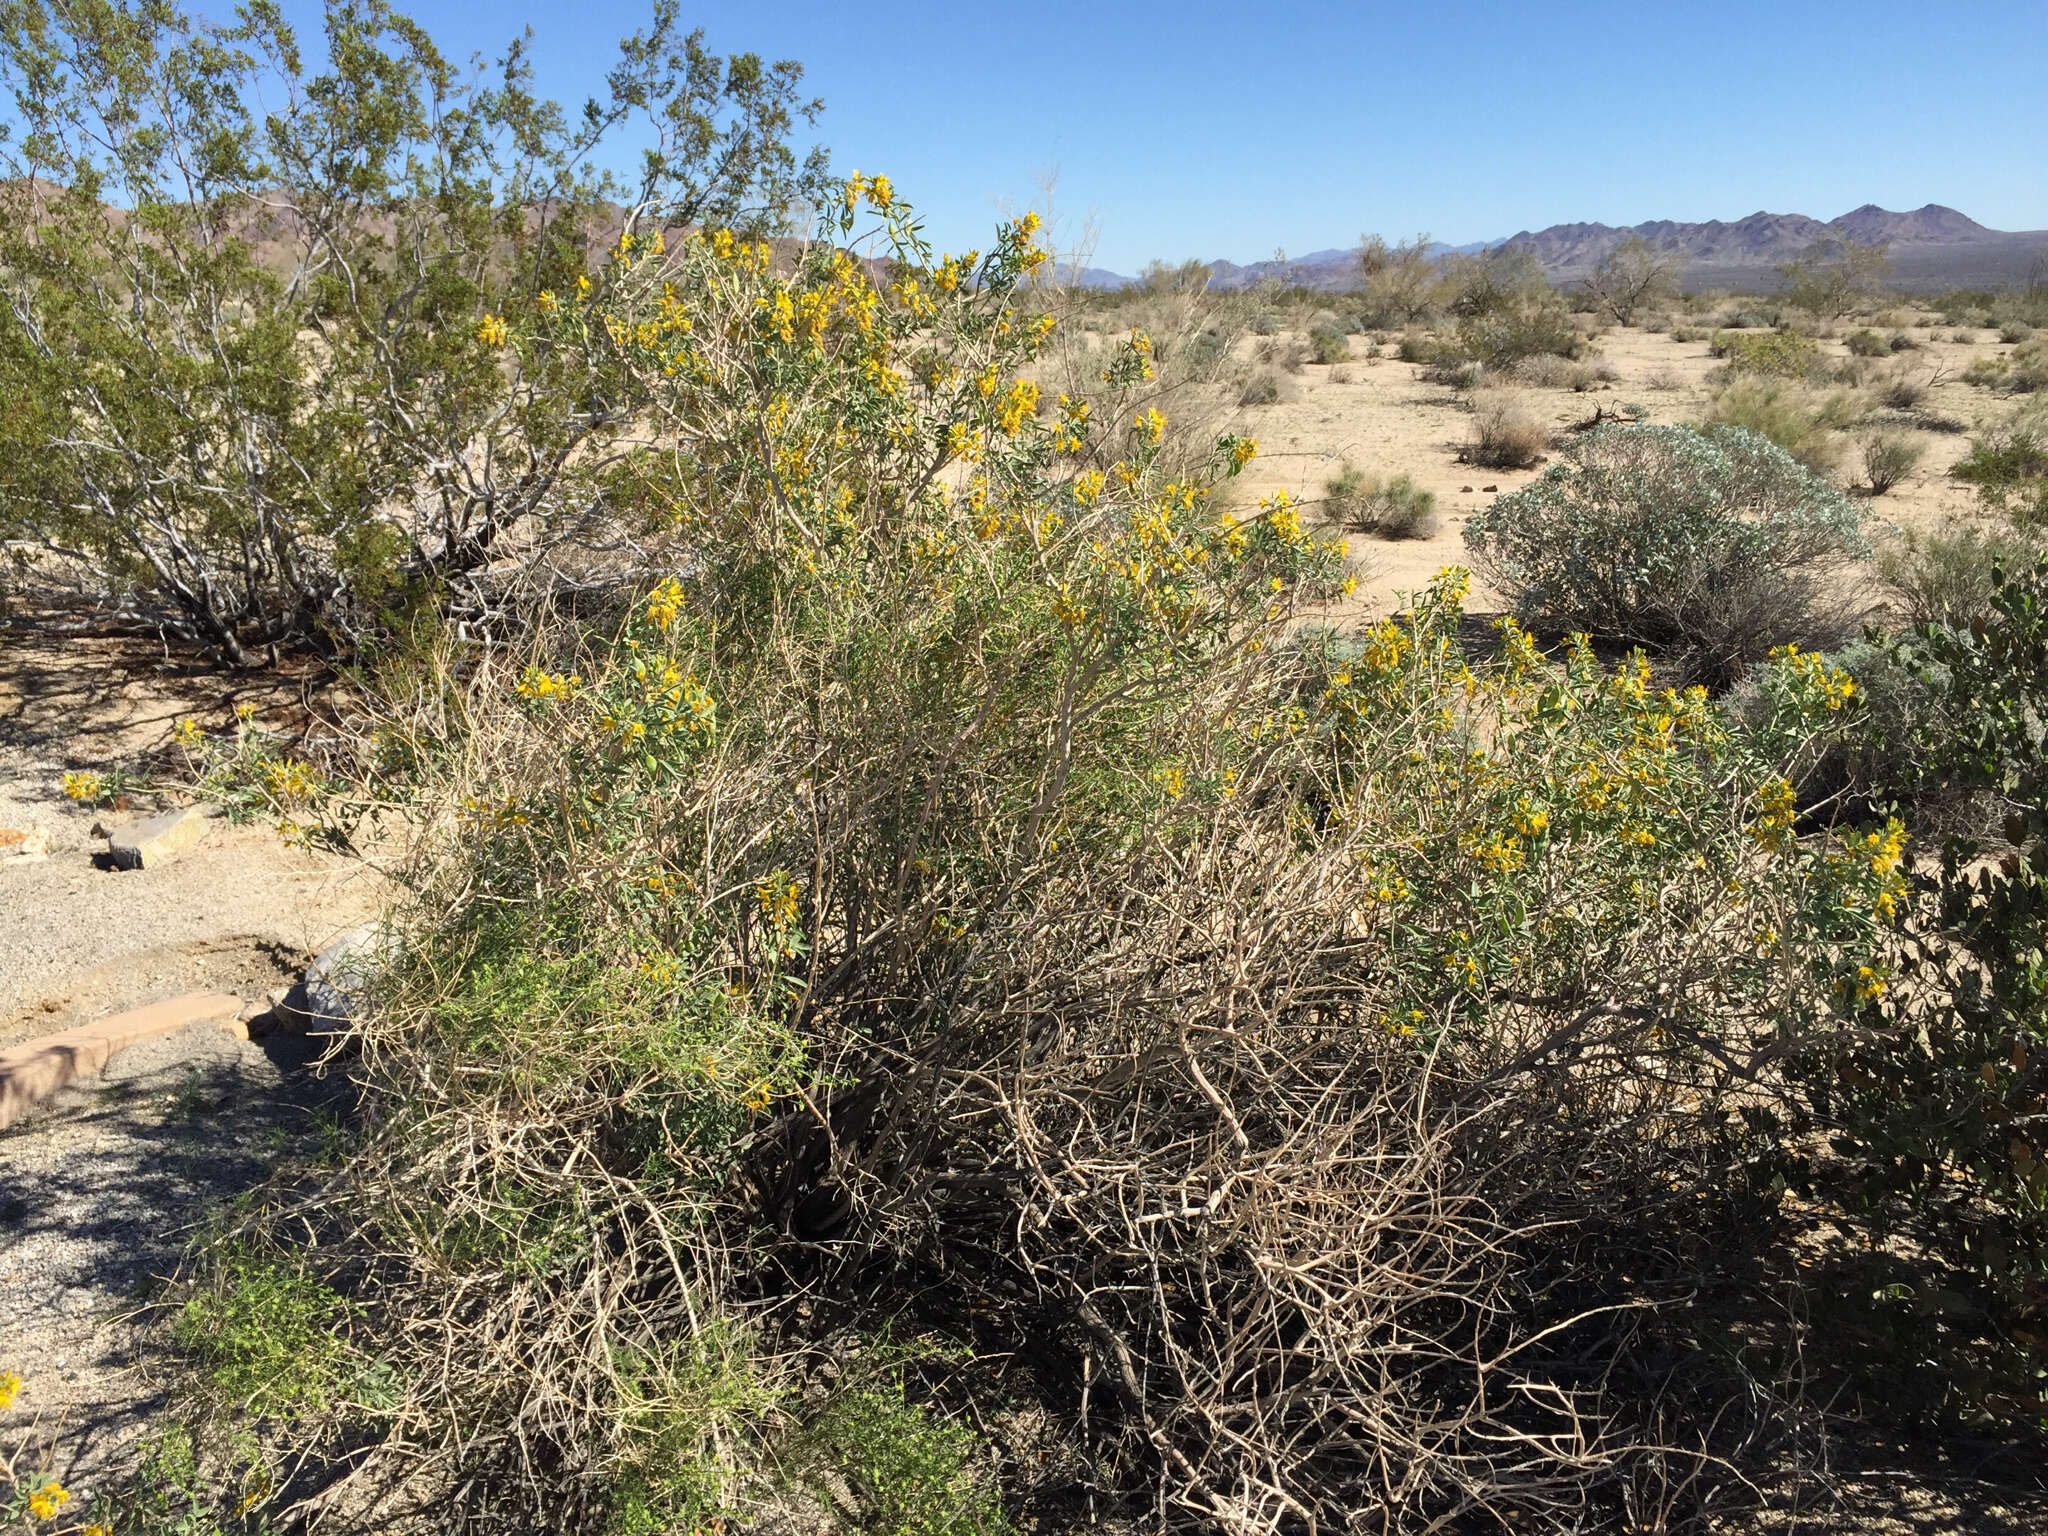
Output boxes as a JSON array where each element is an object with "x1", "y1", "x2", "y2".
[
  {"x1": 27, "y1": 1482, "x2": 69, "y2": 1520},
  {"x1": 757, "y1": 874, "x2": 801, "y2": 930},
  {"x1": 996, "y1": 379, "x2": 1039, "y2": 436},
  {"x1": 515, "y1": 666, "x2": 580, "y2": 701},
  {"x1": 264, "y1": 757, "x2": 319, "y2": 801},
  {"x1": 171, "y1": 716, "x2": 204, "y2": 749},
  {"x1": 844, "y1": 171, "x2": 895, "y2": 210},
  {"x1": 476, "y1": 314, "x2": 508, "y2": 347},
  {"x1": 646, "y1": 576, "x2": 686, "y2": 632},
  {"x1": 1772, "y1": 644, "x2": 1857, "y2": 710},
  {"x1": 1053, "y1": 394, "x2": 1090, "y2": 453},
  {"x1": 1134, "y1": 407, "x2": 1167, "y2": 446},
  {"x1": 61, "y1": 770, "x2": 103, "y2": 802},
  {"x1": 1751, "y1": 776, "x2": 1797, "y2": 852}
]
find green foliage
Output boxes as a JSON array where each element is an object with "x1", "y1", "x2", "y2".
[
  {"x1": 1791, "y1": 562, "x2": 2048, "y2": 1420},
  {"x1": 1462, "y1": 422, "x2": 1866, "y2": 681},
  {"x1": 1775, "y1": 238, "x2": 1892, "y2": 319},
  {"x1": 1580, "y1": 235, "x2": 1683, "y2": 325},
  {"x1": 174, "y1": 1250, "x2": 349, "y2": 1418},
  {"x1": 1355, "y1": 233, "x2": 1440, "y2": 327},
  {"x1": 0, "y1": 0, "x2": 832, "y2": 663},
  {"x1": 1307, "y1": 323, "x2": 1350, "y2": 363},
  {"x1": 1710, "y1": 328, "x2": 1824, "y2": 378},
  {"x1": 1846, "y1": 328, "x2": 1892, "y2": 358},
  {"x1": 793, "y1": 1357, "x2": 1009, "y2": 1536},
  {"x1": 1950, "y1": 403, "x2": 2048, "y2": 525},
  {"x1": 1703, "y1": 374, "x2": 1851, "y2": 476}
]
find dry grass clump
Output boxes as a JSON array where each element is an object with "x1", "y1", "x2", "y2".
[
  {"x1": 1860, "y1": 428, "x2": 1924, "y2": 495},
  {"x1": 1322, "y1": 462, "x2": 1439, "y2": 539},
  {"x1": 1464, "y1": 389, "x2": 1549, "y2": 468}
]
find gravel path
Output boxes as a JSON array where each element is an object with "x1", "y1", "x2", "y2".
[{"x1": 0, "y1": 1021, "x2": 348, "y2": 1494}]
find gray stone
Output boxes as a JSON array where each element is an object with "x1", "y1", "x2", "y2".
[
  {"x1": 106, "y1": 805, "x2": 213, "y2": 870},
  {"x1": 277, "y1": 924, "x2": 391, "y2": 1033}
]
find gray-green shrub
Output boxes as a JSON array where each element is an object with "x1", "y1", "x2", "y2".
[{"x1": 1462, "y1": 422, "x2": 1867, "y2": 681}]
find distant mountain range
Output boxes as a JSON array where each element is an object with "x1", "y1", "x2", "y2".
[{"x1": 1074, "y1": 206, "x2": 2048, "y2": 294}]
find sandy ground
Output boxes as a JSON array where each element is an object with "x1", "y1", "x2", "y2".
[
  {"x1": 0, "y1": 625, "x2": 385, "y2": 1502},
  {"x1": 1220, "y1": 316, "x2": 2019, "y2": 620},
  {"x1": 0, "y1": 1022, "x2": 348, "y2": 1501},
  {"x1": 0, "y1": 630, "x2": 383, "y2": 1046}
]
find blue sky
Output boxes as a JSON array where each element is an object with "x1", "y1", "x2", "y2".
[{"x1": 280, "y1": 0, "x2": 2047, "y2": 274}]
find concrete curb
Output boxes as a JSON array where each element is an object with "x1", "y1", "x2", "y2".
[{"x1": 0, "y1": 991, "x2": 244, "y2": 1130}]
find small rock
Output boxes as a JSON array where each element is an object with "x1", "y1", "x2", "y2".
[
  {"x1": 0, "y1": 828, "x2": 49, "y2": 865},
  {"x1": 1460, "y1": 485, "x2": 1474, "y2": 493},
  {"x1": 106, "y1": 804, "x2": 214, "y2": 870},
  {"x1": 1482, "y1": 484, "x2": 1498, "y2": 492}
]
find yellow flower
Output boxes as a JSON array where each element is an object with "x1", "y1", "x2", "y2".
[
  {"x1": 171, "y1": 717, "x2": 204, "y2": 750},
  {"x1": 0, "y1": 1369, "x2": 20, "y2": 1409},
  {"x1": 61, "y1": 770, "x2": 103, "y2": 802},
  {"x1": 1072, "y1": 469, "x2": 1106, "y2": 507},
  {"x1": 476, "y1": 314, "x2": 508, "y2": 347},
  {"x1": 645, "y1": 576, "x2": 686, "y2": 633},
  {"x1": 1134, "y1": 406, "x2": 1166, "y2": 446},
  {"x1": 537, "y1": 288, "x2": 558, "y2": 314},
  {"x1": 1230, "y1": 437, "x2": 1258, "y2": 467},
  {"x1": 28, "y1": 1482, "x2": 69, "y2": 1519}
]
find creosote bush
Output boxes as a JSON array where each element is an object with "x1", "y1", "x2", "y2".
[
  {"x1": 0, "y1": 0, "x2": 833, "y2": 664},
  {"x1": 1703, "y1": 375, "x2": 1853, "y2": 477},
  {"x1": 1462, "y1": 422, "x2": 1867, "y2": 683}
]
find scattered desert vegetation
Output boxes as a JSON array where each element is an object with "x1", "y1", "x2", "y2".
[{"x1": 3, "y1": 5, "x2": 2047, "y2": 1535}]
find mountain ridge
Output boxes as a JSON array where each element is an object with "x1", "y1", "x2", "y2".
[{"x1": 1076, "y1": 205, "x2": 2048, "y2": 293}]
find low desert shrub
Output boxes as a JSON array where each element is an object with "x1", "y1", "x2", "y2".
[
  {"x1": 1238, "y1": 370, "x2": 1282, "y2": 406},
  {"x1": 1949, "y1": 402, "x2": 2048, "y2": 524},
  {"x1": 2009, "y1": 336, "x2": 2048, "y2": 392},
  {"x1": 1423, "y1": 356, "x2": 1486, "y2": 391},
  {"x1": 1463, "y1": 390, "x2": 1548, "y2": 468},
  {"x1": 1785, "y1": 562, "x2": 2048, "y2": 1418},
  {"x1": 1670, "y1": 322, "x2": 1703, "y2": 343},
  {"x1": 1322, "y1": 463, "x2": 1439, "y2": 539},
  {"x1": 2002, "y1": 322, "x2": 2034, "y2": 345},
  {"x1": 1710, "y1": 328, "x2": 1823, "y2": 378},
  {"x1": 1462, "y1": 422, "x2": 1867, "y2": 681},
  {"x1": 1454, "y1": 301, "x2": 1585, "y2": 368},
  {"x1": 1252, "y1": 312, "x2": 1281, "y2": 335},
  {"x1": 1307, "y1": 323, "x2": 1350, "y2": 363},
  {"x1": 1877, "y1": 522, "x2": 2044, "y2": 627},
  {"x1": 160, "y1": 172, "x2": 1934, "y2": 1534},
  {"x1": 0, "y1": 0, "x2": 833, "y2": 665},
  {"x1": 1396, "y1": 330, "x2": 1440, "y2": 363},
  {"x1": 1703, "y1": 375, "x2": 1849, "y2": 476},
  {"x1": 1509, "y1": 353, "x2": 1596, "y2": 390},
  {"x1": 1878, "y1": 367, "x2": 1928, "y2": 410},
  {"x1": 1845, "y1": 328, "x2": 1890, "y2": 358},
  {"x1": 1962, "y1": 353, "x2": 2010, "y2": 388},
  {"x1": 1860, "y1": 429, "x2": 1924, "y2": 494}
]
